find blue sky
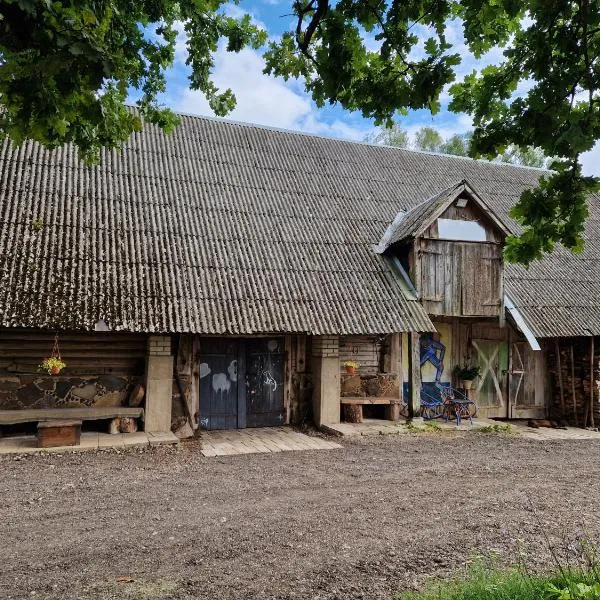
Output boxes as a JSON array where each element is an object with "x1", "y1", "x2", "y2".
[{"x1": 156, "y1": 2, "x2": 599, "y2": 176}]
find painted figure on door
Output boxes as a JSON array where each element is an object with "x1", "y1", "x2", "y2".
[{"x1": 420, "y1": 332, "x2": 446, "y2": 386}]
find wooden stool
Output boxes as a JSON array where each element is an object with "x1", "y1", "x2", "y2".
[{"x1": 37, "y1": 419, "x2": 82, "y2": 448}]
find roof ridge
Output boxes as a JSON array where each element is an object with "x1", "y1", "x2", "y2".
[{"x1": 136, "y1": 106, "x2": 552, "y2": 174}]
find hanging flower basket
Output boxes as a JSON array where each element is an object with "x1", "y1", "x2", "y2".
[
  {"x1": 39, "y1": 334, "x2": 66, "y2": 375},
  {"x1": 40, "y1": 357, "x2": 67, "y2": 375}
]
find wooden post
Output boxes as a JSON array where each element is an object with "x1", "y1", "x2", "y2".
[
  {"x1": 383, "y1": 333, "x2": 401, "y2": 374},
  {"x1": 407, "y1": 331, "x2": 421, "y2": 419},
  {"x1": 555, "y1": 340, "x2": 566, "y2": 420},
  {"x1": 591, "y1": 337, "x2": 595, "y2": 428},
  {"x1": 570, "y1": 344, "x2": 578, "y2": 426}
]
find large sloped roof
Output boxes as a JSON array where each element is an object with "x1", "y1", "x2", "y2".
[{"x1": 0, "y1": 113, "x2": 598, "y2": 337}]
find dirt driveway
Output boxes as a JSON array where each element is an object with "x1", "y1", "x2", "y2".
[{"x1": 1, "y1": 432, "x2": 600, "y2": 599}]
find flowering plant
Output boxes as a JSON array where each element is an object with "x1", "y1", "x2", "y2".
[
  {"x1": 343, "y1": 360, "x2": 360, "y2": 372},
  {"x1": 40, "y1": 356, "x2": 67, "y2": 375}
]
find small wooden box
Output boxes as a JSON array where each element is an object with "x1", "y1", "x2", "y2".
[{"x1": 37, "y1": 419, "x2": 82, "y2": 448}]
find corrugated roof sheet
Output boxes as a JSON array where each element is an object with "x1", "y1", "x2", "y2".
[{"x1": 0, "y1": 114, "x2": 598, "y2": 337}]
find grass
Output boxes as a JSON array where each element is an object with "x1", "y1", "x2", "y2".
[
  {"x1": 476, "y1": 423, "x2": 513, "y2": 434},
  {"x1": 399, "y1": 560, "x2": 600, "y2": 599}
]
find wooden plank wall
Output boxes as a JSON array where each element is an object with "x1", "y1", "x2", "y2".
[
  {"x1": 339, "y1": 336, "x2": 382, "y2": 374},
  {"x1": 418, "y1": 200, "x2": 504, "y2": 319},
  {"x1": 419, "y1": 240, "x2": 502, "y2": 318},
  {"x1": 0, "y1": 329, "x2": 147, "y2": 375}
]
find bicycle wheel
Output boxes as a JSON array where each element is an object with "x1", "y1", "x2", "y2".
[
  {"x1": 421, "y1": 405, "x2": 437, "y2": 420},
  {"x1": 466, "y1": 401, "x2": 477, "y2": 418},
  {"x1": 442, "y1": 402, "x2": 455, "y2": 422}
]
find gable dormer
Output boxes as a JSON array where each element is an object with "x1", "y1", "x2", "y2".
[{"x1": 377, "y1": 180, "x2": 509, "y2": 320}]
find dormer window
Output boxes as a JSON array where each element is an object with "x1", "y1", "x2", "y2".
[
  {"x1": 376, "y1": 180, "x2": 509, "y2": 320},
  {"x1": 437, "y1": 218, "x2": 487, "y2": 242}
]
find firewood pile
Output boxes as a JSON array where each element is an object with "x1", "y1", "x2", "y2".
[{"x1": 548, "y1": 338, "x2": 600, "y2": 427}]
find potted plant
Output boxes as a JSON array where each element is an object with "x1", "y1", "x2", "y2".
[
  {"x1": 453, "y1": 365, "x2": 480, "y2": 390},
  {"x1": 343, "y1": 360, "x2": 360, "y2": 374},
  {"x1": 40, "y1": 356, "x2": 67, "y2": 375}
]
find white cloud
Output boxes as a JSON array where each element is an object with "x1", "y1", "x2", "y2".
[
  {"x1": 581, "y1": 143, "x2": 600, "y2": 177},
  {"x1": 171, "y1": 44, "x2": 369, "y2": 139}
]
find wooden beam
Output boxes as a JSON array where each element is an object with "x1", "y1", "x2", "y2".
[
  {"x1": 340, "y1": 397, "x2": 400, "y2": 405},
  {"x1": 407, "y1": 331, "x2": 421, "y2": 419},
  {"x1": 382, "y1": 333, "x2": 401, "y2": 375},
  {"x1": 0, "y1": 407, "x2": 143, "y2": 425},
  {"x1": 555, "y1": 340, "x2": 566, "y2": 420},
  {"x1": 591, "y1": 337, "x2": 595, "y2": 429},
  {"x1": 570, "y1": 344, "x2": 578, "y2": 426}
]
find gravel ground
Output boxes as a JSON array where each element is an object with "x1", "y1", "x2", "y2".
[{"x1": 1, "y1": 432, "x2": 600, "y2": 599}]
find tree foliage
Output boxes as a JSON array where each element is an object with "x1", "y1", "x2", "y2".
[
  {"x1": 0, "y1": 0, "x2": 266, "y2": 163},
  {"x1": 371, "y1": 124, "x2": 549, "y2": 167},
  {"x1": 1, "y1": 1, "x2": 599, "y2": 263}
]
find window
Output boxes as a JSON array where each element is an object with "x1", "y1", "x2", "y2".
[{"x1": 437, "y1": 218, "x2": 487, "y2": 242}]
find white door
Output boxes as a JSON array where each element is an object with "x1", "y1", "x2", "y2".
[{"x1": 472, "y1": 339, "x2": 508, "y2": 418}]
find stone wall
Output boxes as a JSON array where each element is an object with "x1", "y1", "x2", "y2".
[{"x1": 0, "y1": 374, "x2": 140, "y2": 410}]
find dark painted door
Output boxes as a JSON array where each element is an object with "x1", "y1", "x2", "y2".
[
  {"x1": 245, "y1": 338, "x2": 285, "y2": 427},
  {"x1": 198, "y1": 339, "x2": 243, "y2": 430}
]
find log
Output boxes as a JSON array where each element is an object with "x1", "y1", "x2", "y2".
[
  {"x1": 555, "y1": 340, "x2": 566, "y2": 419},
  {"x1": 109, "y1": 417, "x2": 139, "y2": 434},
  {"x1": 119, "y1": 417, "x2": 138, "y2": 433},
  {"x1": 343, "y1": 404, "x2": 363, "y2": 423},
  {"x1": 570, "y1": 344, "x2": 579, "y2": 426},
  {"x1": 591, "y1": 337, "x2": 595, "y2": 428},
  {"x1": 128, "y1": 383, "x2": 145, "y2": 407}
]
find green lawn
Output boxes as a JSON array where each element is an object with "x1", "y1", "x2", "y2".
[{"x1": 399, "y1": 562, "x2": 600, "y2": 600}]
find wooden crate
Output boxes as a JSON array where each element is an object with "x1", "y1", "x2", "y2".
[{"x1": 37, "y1": 419, "x2": 82, "y2": 448}]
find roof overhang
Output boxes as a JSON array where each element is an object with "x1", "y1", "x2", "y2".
[{"x1": 505, "y1": 295, "x2": 541, "y2": 351}]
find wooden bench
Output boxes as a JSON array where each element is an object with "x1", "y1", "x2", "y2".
[
  {"x1": 0, "y1": 407, "x2": 144, "y2": 426},
  {"x1": 340, "y1": 397, "x2": 401, "y2": 423}
]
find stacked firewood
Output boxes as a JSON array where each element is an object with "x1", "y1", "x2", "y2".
[{"x1": 548, "y1": 339, "x2": 600, "y2": 427}]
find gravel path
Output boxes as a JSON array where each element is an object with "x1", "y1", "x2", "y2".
[{"x1": 1, "y1": 432, "x2": 600, "y2": 599}]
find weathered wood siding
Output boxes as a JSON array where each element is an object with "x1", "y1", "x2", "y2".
[
  {"x1": 339, "y1": 336, "x2": 382, "y2": 374},
  {"x1": 415, "y1": 199, "x2": 504, "y2": 319},
  {"x1": 401, "y1": 318, "x2": 547, "y2": 419},
  {"x1": 0, "y1": 330, "x2": 147, "y2": 374},
  {"x1": 0, "y1": 329, "x2": 147, "y2": 411},
  {"x1": 417, "y1": 239, "x2": 503, "y2": 318}
]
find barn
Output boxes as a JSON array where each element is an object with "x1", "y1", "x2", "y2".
[{"x1": 0, "y1": 113, "x2": 598, "y2": 440}]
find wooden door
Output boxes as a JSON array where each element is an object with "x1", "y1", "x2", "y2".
[
  {"x1": 245, "y1": 338, "x2": 285, "y2": 428},
  {"x1": 472, "y1": 339, "x2": 508, "y2": 417},
  {"x1": 461, "y1": 244, "x2": 502, "y2": 317},
  {"x1": 419, "y1": 239, "x2": 460, "y2": 316},
  {"x1": 509, "y1": 341, "x2": 546, "y2": 418},
  {"x1": 199, "y1": 339, "x2": 242, "y2": 430}
]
